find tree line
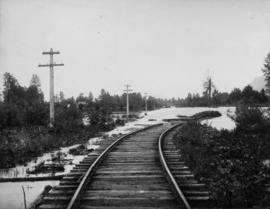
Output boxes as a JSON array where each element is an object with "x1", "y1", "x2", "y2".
[
  {"x1": 73, "y1": 89, "x2": 163, "y2": 112},
  {"x1": 176, "y1": 53, "x2": 270, "y2": 107},
  {"x1": 1, "y1": 52, "x2": 270, "y2": 129},
  {"x1": 0, "y1": 73, "x2": 167, "y2": 129},
  {"x1": 0, "y1": 73, "x2": 268, "y2": 129},
  {"x1": 0, "y1": 73, "x2": 48, "y2": 128},
  {"x1": 176, "y1": 85, "x2": 268, "y2": 107}
]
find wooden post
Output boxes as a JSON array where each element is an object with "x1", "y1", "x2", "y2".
[
  {"x1": 21, "y1": 186, "x2": 27, "y2": 209},
  {"x1": 38, "y1": 48, "x2": 64, "y2": 127},
  {"x1": 123, "y1": 84, "x2": 132, "y2": 121},
  {"x1": 144, "y1": 93, "x2": 148, "y2": 115}
]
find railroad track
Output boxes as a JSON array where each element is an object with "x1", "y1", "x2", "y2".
[{"x1": 38, "y1": 123, "x2": 210, "y2": 209}]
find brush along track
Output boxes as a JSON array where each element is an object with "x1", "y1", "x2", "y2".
[
  {"x1": 159, "y1": 123, "x2": 211, "y2": 208},
  {"x1": 38, "y1": 123, "x2": 210, "y2": 209}
]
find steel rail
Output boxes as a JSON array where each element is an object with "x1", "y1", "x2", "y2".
[
  {"x1": 158, "y1": 123, "x2": 192, "y2": 209},
  {"x1": 66, "y1": 123, "x2": 163, "y2": 209}
]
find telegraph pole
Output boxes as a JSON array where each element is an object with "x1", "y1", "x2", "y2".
[
  {"x1": 38, "y1": 48, "x2": 64, "y2": 128},
  {"x1": 144, "y1": 93, "x2": 148, "y2": 115},
  {"x1": 208, "y1": 77, "x2": 212, "y2": 107},
  {"x1": 123, "y1": 84, "x2": 132, "y2": 121}
]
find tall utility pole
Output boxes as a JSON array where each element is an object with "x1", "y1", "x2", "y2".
[
  {"x1": 123, "y1": 84, "x2": 132, "y2": 120},
  {"x1": 38, "y1": 48, "x2": 64, "y2": 128},
  {"x1": 208, "y1": 77, "x2": 212, "y2": 107},
  {"x1": 144, "y1": 93, "x2": 148, "y2": 115}
]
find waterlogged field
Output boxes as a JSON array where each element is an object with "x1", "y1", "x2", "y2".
[{"x1": 0, "y1": 107, "x2": 235, "y2": 209}]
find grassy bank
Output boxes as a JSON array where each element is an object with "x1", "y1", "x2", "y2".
[{"x1": 173, "y1": 107, "x2": 270, "y2": 208}]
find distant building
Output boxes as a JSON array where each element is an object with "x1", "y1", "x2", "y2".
[{"x1": 77, "y1": 100, "x2": 87, "y2": 109}]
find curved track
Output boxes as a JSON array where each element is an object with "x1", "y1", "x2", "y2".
[{"x1": 38, "y1": 123, "x2": 210, "y2": 209}]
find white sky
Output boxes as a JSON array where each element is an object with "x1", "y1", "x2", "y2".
[{"x1": 0, "y1": 0, "x2": 270, "y2": 100}]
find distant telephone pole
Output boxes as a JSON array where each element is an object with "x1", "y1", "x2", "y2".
[
  {"x1": 38, "y1": 48, "x2": 64, "y2": 128},
  {"x1": 144, "y1": 93, "x2": 148, "y2": 115},
  {"x1": 123, "y1": 84, "x2": 132, "y2": 120},
  {"x1": 208, "y1": 77, "x2": 212, "y2": 107}
]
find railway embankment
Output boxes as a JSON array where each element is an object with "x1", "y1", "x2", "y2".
[{"x1": 34, "y1": 123, "x2": 211, "y2": 209}]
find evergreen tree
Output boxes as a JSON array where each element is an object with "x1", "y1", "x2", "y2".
[
  {"x1": 212, "y1": 89, "x2": 220, "y2": 106},
  {"x1": 30, "y1": 74, "x2": 41, "y2": 89},
  {"x1": 259, "y1": 89, "x2": 268, "y2": 103},
  {"x1": 262, "y1": 53, "x2": 270, "y2": 96},
  {"x1": 3, "y1": 72, "x2": 25, "y2": 103},
  {"x1": 88, "y1": 92, "x2": 94, "y2": 102},
  {"x1": 242, "y1": 85, "x2": 254, "y2": 104},
  {"x1": 76, "y1": 93, "x2": 88, "y2": 102},
  {"x1": 203, "y1": 76, "x2": 215, "y2": 106},
  {"x1": 228, "y1": 88, "x2": 242, "y2": 104},
  {"x1": 27, "y1": 74, "x2": 44, "y2": 103}
]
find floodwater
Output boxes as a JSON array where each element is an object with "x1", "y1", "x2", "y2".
[
  {"x1": 0, "y1": 181, "x2": 59, "y2": 209},
  {"x1": 0, "y1": 107, "x2": 235, "y2": 179},
  {"x1": 0, "y1": 106, "x2": 236, "y2": 209},
  {"x1": 200, "y1": 107, "x2": 236, "y2": 130},
  {"x1": 0, "y1": 144, "x2": 88, "y2": 178},
  {"x1": 108, "y1": 106, "x2": 236, "y2": 136}
]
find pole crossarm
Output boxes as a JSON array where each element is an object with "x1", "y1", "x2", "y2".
[
  {"x1": 123, "y1": 85, "x2": 132, "y2": 93},
  {"x1": 42, "y1": 51, "x2": 60, "y2": 55},
  {"x1": 38, "y1": 63, "x2": 64, "y2": 67}
]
